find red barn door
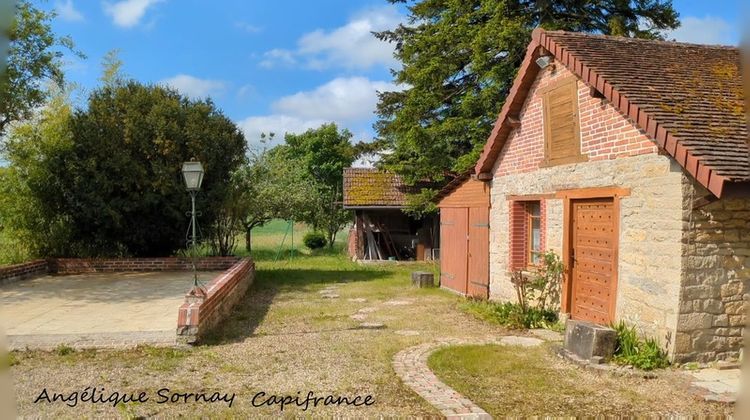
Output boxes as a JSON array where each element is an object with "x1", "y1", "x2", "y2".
[
  {"x1": 467, "y1": 207, "x2": 490, "y2": 298},
  {"x1": 440, "y1": 208, "x2": 468, "y2": 294}
]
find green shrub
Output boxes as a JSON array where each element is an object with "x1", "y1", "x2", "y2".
[
  {"x1": 303, "y1": 231, "x2": 327, "y2": 250},
  {"x1": 54, "y1": 344, "x2": 75, "y2": 356},
  {"x1": 460, "y1": 299, "x2": 558, "y2": 330},
  {"x1": 611, "y1": 321, "x2": 669, "y2": 371}
]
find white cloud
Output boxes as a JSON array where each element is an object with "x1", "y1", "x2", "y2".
[
  {"x1": 667, "y1": 16, "x2": 737, "y2": 46},
  {"x1": 238, "y1": 115, "x2": 326, "y2": 148},
  {"x1": 159, "y1": 74, "x2": 226, "y2": 99},
  {"x1": 235, "y1": 21, "x2": 262, "y2": 34},
  {"x1": 237, "y1": 84, "x2": 256, "y2": 99},
  {"x1": 56, "y1": 0, "x2": 84, "y2": 22},
  {"x1": 237, "y1": 77, "x2": 402, "y2": 148},
  {"x1": 103, "y1": 0, "x2": 163, "y2": 28},
  {"x1": 272, "y1": 77, "x2": 397, "y2": 122},
  {"x1": 259, "y1": 49, "x2": 296, "y2": 69},
  {"x1": 259, "y1": 5, "x2": 403, "y2": 70}
]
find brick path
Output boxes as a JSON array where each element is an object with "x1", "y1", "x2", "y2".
[{"x1": 393, "y1": 336, "x2": 542, "y2": 419}]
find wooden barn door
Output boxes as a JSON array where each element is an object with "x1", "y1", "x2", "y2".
[
  {"x1": 570, "y1": 198, "x2": 617, "y2": 324},
  {"x1": 467, "y1": 207, "x2": 489, "y2": 298},
  {"x1": 440, "y1": 208, "x2": 468, "y2": 294}
]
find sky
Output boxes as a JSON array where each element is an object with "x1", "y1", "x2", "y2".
[{"x1": 41, "y1": 0, "x2": 746, "y2": 151}]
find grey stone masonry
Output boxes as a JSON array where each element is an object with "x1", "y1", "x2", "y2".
[{"x1": 675, "y1": 185, "x2": 750, "y2": 363}]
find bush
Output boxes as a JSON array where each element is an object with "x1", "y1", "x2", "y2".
[
  {"x1": 303, "y1": 231, "x2": 327, "y2": 250},
  {"x1": 611, "y1": 321, "x2": 669, "y2": 371},
  {"x1": 460, "y1": 299, "x2": 558, "y2": 330}
]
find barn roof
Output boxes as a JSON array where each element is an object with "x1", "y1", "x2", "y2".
[
  {"x1": 343, "y1": 168, "x2": 420, "y2": 208},
  {"x1": 475, "y1": 29, "x2": 749, "y2": 198}
]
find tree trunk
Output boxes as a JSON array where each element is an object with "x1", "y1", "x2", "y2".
[
  {"x1": 328, "y1": 229, "x2": 337, "y2": 248},
  {"x1": 245, "y1": 228, "x2": 252, "y2": 253}
]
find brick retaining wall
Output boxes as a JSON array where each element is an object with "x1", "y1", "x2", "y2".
[
  {"x1": 0, "y1": 260, "x2": 50, "y2": 286},
  {"x1": 51, "y1": 257, "x2": 240, "y2": 274},
  {"x1": 176, "y1": 257, "x2": 255, "y2": 344}
]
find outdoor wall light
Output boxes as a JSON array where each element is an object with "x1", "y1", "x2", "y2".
[
  {"x1": 535, "y1": 55, "x2": 553, "y2": 69},
  {"x1": 182, "y1": 160, "x2": 204, "y2": 192},
  {"x1": 182, "y1": 159, "x2": 204, "y2": 287}
]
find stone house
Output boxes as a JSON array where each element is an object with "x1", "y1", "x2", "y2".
[
  {"x1": 469, "y1": 29, "x2": 749, "y2": 362},
  {"x1": 343, "y1": 168, "x2": 439, "y2": 261}
]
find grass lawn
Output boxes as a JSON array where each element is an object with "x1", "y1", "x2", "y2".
[
  {"x1": 428, "y1": 344, "x2": 729, "y2": 417},
  {"x1": 6, "y1": 223, "x2": 731, "y2": 417}
]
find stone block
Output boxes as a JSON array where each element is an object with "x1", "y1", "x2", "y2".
[
  {"x1": 702, "y1": 299, "x2": 724, "y2": 314},
  {"x1": 563, "y1": 319, "x2": 617, "y2": 362},
  {"x1": 728, "y1": 315, "x2": 745, "y2": 327},
  {"x1": 724, "y1": 301, "x2": 747, "y2": 315},
  {"x1": 721, "y1": 281, "x2": 744, "y2": 298},
  {"x1": 678, "y1": 313, "x2": 713, "y2": 331},
  {"x1": 411, "y1": 271, "x2": 435, "y2": 288},
  {"x1": 713, "y1": 314, "x2": 729, "y2": 327}
]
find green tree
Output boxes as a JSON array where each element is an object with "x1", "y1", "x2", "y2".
[
  {"x1": 281, "y1": 124, "x2": 356, "y2": 248},
  {"x1": 1, "y1": 88, "x2": 77, "y2": 258},
  {"x1": 0, "y1": 0, "x2": 82, "y2": 138},
  {"x1": 5, "y1": 79, "x2": 246, "y2": 257},
  {"x1": 375, "y1": 0, "x2": 679, "y2": 206},
  {"x1": 234, "y1": 135, "x2": 319, "y2": 253}
]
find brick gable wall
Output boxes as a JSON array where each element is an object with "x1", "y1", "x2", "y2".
[{"x1": 494, "y1": 62, "x2": 657, "y2": 177}]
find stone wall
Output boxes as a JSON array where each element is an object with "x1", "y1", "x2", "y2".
[
  {"x1": 0, "y1": 260, "x2": 49, "y2": 286},
  {"x1": 674, "y1": 183, "x2": 750, "y2": 362},
  {"x1": 176, "y1": 257, "x2": 255, "y2": 344},
  {"x1": 490, "y1": 154, "x2": 687, "y2": 355},
  {"x1": 488, "y1": 58, "x2": 689, "y2": 356}
]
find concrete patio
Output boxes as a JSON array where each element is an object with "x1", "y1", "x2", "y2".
[{"x1": 0, "y1": 271, "x2": 221, "y2": 350}]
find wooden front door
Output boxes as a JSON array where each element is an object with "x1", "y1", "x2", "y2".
[
  {"x1": 467, "y1": 207, "x2": 489, "y2": 298},
  {"x1": 440, "y1": 208, "x2": 468, "y2": 294},
  {"x1": 570, "y1": 198, "x2": 617, "y2": 324}
]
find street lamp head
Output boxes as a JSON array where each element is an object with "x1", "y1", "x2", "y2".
[{"x1": 182, "y1": 160, "x2": 204, "y2": 192}]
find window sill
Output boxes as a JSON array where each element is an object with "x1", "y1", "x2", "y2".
[{"x1": 539, "y1": 155, "x2": 589, "y2": 168}]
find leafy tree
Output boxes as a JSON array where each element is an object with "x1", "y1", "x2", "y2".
[
  {"x1": 280, "y1": 124, "x2": 356, "y2": 247},
  {"x1": 5, "y1": 78, "x2": 246, "y2": 257},
  {"x1": 374, "y1": 0, "x2": 680, "y2": 208},
  {"x1": 234, "y1": 135, "x2": 318, "y2": 253},
  {"x1": 1, "y1": 0, "x2": 82, "y2": 138},
  {"x1": 1, "y1": 89, "x2": 77, "y2": 257}
]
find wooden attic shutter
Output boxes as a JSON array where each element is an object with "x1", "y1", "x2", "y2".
[{"x1": 542, "y1": 77, "x2": 585, "y2": 166}]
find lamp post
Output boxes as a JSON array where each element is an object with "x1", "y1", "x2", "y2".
[{"x1": 182, "y1": 160, "x2": 204, "y2": 287}]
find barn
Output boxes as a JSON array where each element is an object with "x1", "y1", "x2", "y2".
[
  {"x1": 343, "y1": 168, "x2": 439, "y2": 261},
  {"x1": 436, "y1": 171, "x2": 491, "y2": 298}
]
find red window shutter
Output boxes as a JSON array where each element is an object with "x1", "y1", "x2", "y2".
[{"x1": 508, "y1": 201, "x2": 527, "y2": 270}]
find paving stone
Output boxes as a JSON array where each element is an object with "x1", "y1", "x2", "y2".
[
  {"x1": 530, "y1": 328, "x2": 563, "y2": 341},
  {"x1": 358, "y1": 307, "x2": 377, "y2": 314},
  {"x1": 394, "y1": 330, "x2": 420, "y2": 336},
  {"x1": 499, "y1": 335, "x2": 543, "y2": 347},
  {"x1": 392, "y1": 338, "x2": 498, "y2": 418}
]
